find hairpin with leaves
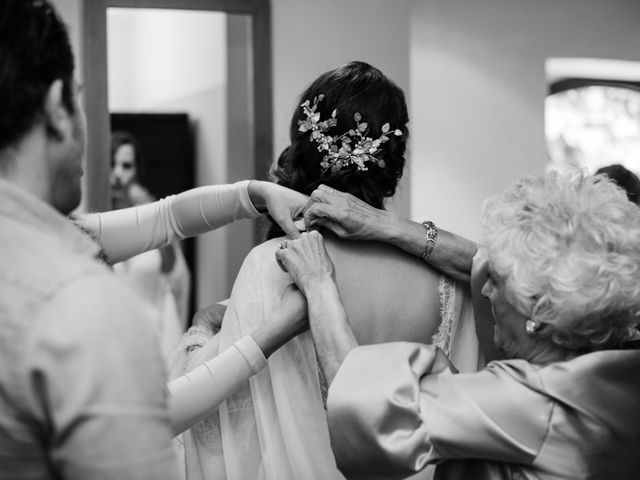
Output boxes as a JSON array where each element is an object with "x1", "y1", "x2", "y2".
[{"x1": 297, "y1": 94, "x2": 402, "y2": 174}]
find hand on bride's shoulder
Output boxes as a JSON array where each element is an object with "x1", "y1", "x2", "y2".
[
  {"x1": 249, "y1": 181, "x2": 308, "y2": 239},
  {"x1": 275, "y1": 231, "x2": 336, "y2": 294},
  {"x1": 303, "y1": 185, "x2": 388, "y2": 241}
]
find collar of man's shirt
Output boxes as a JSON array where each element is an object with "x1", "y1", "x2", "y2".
[{"x1": 0, "y1": 178, "x2": 102, "y2": 260}]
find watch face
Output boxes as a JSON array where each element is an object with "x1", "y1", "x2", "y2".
[{"x1": 545, "y1": 84, "x2": 640, "y2": 176}]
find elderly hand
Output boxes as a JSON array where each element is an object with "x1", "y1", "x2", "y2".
[
  {"x1": 303, "y1": 185, "x2": 389, "y2": 241},
  {"x1": 275, "y1": 231, "x2": 336, "y2": 295},
  {"x1": 248, "y1": 181, "x2": 308, "y2": 239}
]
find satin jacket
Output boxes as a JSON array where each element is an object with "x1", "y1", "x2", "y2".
[{"x1": 328, "y1": 342, "x2": 640, "y2": 480}]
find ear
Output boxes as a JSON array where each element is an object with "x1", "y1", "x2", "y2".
[{"x1": 43, "y1": 79, "x2": 70, "y2": 139}]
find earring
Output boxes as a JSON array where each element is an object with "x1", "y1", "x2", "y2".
[{"x1": 525, "y1": 319, "x2": 538, "y2": 335}]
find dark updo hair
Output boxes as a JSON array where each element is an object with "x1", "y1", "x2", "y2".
[{"x1": 268, "y1": 61, "x2": 408, "y2": 237}]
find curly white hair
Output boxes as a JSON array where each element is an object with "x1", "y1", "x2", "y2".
[{"x1": 481, "y1": 171, "x2": 640, "y2": 350}]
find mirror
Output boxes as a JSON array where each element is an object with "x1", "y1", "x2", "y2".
[{"x1": 84, "y1": 0, "x2": 272, "y2": 313}]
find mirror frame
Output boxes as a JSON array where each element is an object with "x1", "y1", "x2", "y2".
[{"x1": 84, "y1": 0, "x2": 272, "y2": 211}]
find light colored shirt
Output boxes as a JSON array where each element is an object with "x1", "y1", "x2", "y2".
[
  {"x1": 328, "y1": 342, "x2": 640, "y2": 480},
  {"x1": 0, "y1": 180, "x2": 179, "y2": 480}
]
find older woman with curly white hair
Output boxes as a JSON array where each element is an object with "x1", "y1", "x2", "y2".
[{"x1": 276, "y1": 171, "x2": 640, "y2": 480}]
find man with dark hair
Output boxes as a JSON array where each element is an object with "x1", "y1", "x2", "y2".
[{"x1": 0, "y1": 1, "x2": 179, "y2": 478}]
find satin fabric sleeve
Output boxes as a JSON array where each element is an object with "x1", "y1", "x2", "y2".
[
  {"x1": 167, "y1": 334, "x2": 267, "y2": 435},
  {"x1": 83, "y1": 181, "x2": 260, "y2": 264},
  {"x1": 327, "y1": 343, "x2": 552, "y2": 479}
]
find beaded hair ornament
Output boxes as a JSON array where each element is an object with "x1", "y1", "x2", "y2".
[{"x1": 297, "y1": 94, "x2": 403, "y2": 174}]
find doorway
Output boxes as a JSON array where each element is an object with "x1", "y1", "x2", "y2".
[{"x1": 84, "y1": 0, "x2": 272, "y2": 309}]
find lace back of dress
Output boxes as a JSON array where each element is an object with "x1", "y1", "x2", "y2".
[{"x1": 432, "y1": 275, "x2": 483, "y2": 373}]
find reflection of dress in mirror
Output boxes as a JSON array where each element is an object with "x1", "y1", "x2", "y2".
[
  {"x1": 175, "y1": 62, "x2": 483, "y2": 480},
  {"x1": 110, "y1": 131, "x2": 191, "y2": 360}
]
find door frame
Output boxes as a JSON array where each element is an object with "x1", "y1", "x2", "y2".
[{"x1": 83, "y1": 0, "x2": 272, "y2": 211}]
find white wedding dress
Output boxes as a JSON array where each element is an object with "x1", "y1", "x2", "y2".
[{"x1": 176, "y1": 235, "x2": 483, "y2": 480}]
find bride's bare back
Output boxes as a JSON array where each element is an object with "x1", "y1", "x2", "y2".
[{"x1": 321, "y1": 232, "x2": 443, "y2": 346}]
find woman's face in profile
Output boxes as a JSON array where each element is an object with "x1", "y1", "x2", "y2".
[{"x1": 481, "y1": 269, "x2": 529, "y2": 358}]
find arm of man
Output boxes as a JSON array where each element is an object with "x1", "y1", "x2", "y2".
[
  {"x1": 304, "y1": 185, "x2": 477, "y2": 282},
  {"x1": 327, "y1": 343, "x2": 550, "y2": 479},
  {"x1": 26, "y1": 274, "x2": 179, "y2": 480}
]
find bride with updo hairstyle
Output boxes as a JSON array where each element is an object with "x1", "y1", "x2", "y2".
[
  {"x1": 270, "y1": 61, "x2": 407, "y2": 214},
  {"x1": 175, "y1": 61, "x2": 481, "y2": 480}
]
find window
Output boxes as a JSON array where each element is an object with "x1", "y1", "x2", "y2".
[{"x1": 545, "y1": 79, "x2": 640, "y2": 175}]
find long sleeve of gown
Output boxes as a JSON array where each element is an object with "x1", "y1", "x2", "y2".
[
  {"x1": 327, "y1": 342, "x2": 552, "y2": 480},
  {"x1": 167, "y1": 334, "x2": 267, "y2": 435},
  {"x1": 83, "y1": 181, "x2": 260, "y2": 264}
]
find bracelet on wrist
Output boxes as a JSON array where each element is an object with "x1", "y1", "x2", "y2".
[{"x1": 420, "y1": 220, "x2": 439, "y2": 261}]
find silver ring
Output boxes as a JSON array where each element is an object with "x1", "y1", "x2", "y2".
[
  {"x1": 328, "y1": 188, "x2": 335, "y2": 195},
  {"x1": 278, "y1": 241, "x2": 288, "y2": 250}
]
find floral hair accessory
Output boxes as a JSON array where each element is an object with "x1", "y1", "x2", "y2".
[{"x1": 297, "y1": 94, "x2": 402, "y2": 174}]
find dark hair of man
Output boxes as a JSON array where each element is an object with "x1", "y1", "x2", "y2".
[
  {"x1": 0, "y1": 0, "x2": 75, "y2": 153},
  {"x1": 595, "y1": 164, "x2": 640, "y2": 205},
  {"x1": 268, "y1": 61, "x2": 409, "y2": 238}
]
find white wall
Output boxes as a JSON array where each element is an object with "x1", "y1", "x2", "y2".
[
  {"x1": 410, "y1": 0, "x2": 640, "y2": 241},
  {"x1": 108, "y1": 9, "x2": 227, "y2": 111}
]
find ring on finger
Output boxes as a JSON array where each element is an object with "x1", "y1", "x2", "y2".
[
  {"x1": 278, "y1": 240, "x2": 288, "y2": 250},
  {"x1": 328, "y1": 188, "x2": 334, "y2": 195}
]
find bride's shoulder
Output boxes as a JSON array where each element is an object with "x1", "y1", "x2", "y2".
[
  {"x1": 251, "y1": 237, "x2": 282, "y2": 254},
  {"x1": 241, "y1": 237, "x2": 287, "y2": 271}
]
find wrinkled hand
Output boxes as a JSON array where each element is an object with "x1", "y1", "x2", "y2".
[
  {"x1": 303, "y1": 185, "x2": 388, "y2": 241},
  {"x1": 249, "y1": 181, "x2": 308, "y2": 239},
  {"x1": 271, "y1": 284, "x2": 308, "y2": 336},
  {"x1": 192, "y1": 300, "x2": 228, "y2": 333},
  {"x1": 274, "y1": 231, "x2": 336, "y2": 295}
]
